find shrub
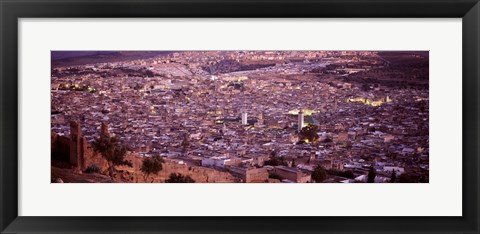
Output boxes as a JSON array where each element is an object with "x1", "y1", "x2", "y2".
[
  {"x1": 140, "y1": 155, "x2": 164, "y2": 182},
  {"x1": 311, "y1": 165, "x2": 327, "y2": 182},
  {"x1": 85, "y1": 164, "x2": 101, "y2": 174},
  {"x1": 165, "y1": 173, "x2": 195, "y2": 183}
]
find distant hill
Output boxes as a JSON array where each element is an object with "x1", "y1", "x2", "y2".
[
  {"x1": 51, "y1": 51, "x2": 173, "y2": 67},
  {"x1": 51, "y1": 51, "x2": 116, "y2": 60},
  {"x1": 346, "y1": 51, "x2": 429, "y2": 89}
]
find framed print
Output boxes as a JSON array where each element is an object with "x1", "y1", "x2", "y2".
[{"x1": 1, "y1": 0, "x2": 479, "y2": 233}]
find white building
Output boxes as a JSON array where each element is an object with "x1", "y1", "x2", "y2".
[{"x1": 202, "y1": 156, "x2": 231, "y2": 168}]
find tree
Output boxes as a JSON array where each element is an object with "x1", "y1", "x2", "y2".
[
  {"x1": 140, "y1": 155, "x2": 165, "y2": 182},
  {"x1": 323, "y1": 137, "x2": 333, "y2": 143},
  {"x1": 91, "y1": 133, "x2": 132, "y2": 176},
  {"x1": 340, "y1": 170, "x2": 355, "y2": 179},
  {"x1": 390, "y1": 170, "x2": 396, "y2": 183},
  {"x1": 327, "y1": 169, "x2": 355, "y2": 179},
  {"x1": 264, "y1": 150, "x2": 287, "y2": 166},
  {"x1": 299, "y1": 124, "x2": 319, "y2": 143},
  {"x1": 418, "y1": 175, "x2": 428, "y2": 183},
  {"x1": 361, "y1": 83, "x2": 371, "y2": 91},
  {"x1": 397, "y1": 173, "x2": 415, "y2": 183},
  {"x1": 165, "y1": 173, "x2": 195, "y2": 183},
  {"x1": 311, "y1": 165, "x2": 327, "y2": 183},
  {"x1": 367, "y1": 166, "x2": 376, "y2": 183}
]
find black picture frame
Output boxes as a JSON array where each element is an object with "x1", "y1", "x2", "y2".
[{"x1": 1, "y1": 0, "x2": 479, "y2": 233}]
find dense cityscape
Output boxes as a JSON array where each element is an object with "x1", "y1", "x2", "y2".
[{"x1": 51, "y1": 51, "x2": 429, "y2": 183}]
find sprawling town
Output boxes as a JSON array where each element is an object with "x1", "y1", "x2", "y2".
[{"x1": 51, "y1": 51, "x2": 429, "y2": 183}]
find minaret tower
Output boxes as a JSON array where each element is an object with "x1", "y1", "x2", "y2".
[
  {"x1": 298, "y1": 109, "x2": 304, "y2": 131},
  {"x1": 241, "y1": 109, "x2": 248, "y2": 125}
]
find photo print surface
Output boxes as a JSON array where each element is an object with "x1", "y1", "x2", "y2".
[{"x1": 51, "y1": 51, "x2": 429, "y2": 183}]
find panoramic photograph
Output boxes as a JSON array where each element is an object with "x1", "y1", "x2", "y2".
[{"x1": 51, "y1": 50, "x2": 429, "y2": 183}]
